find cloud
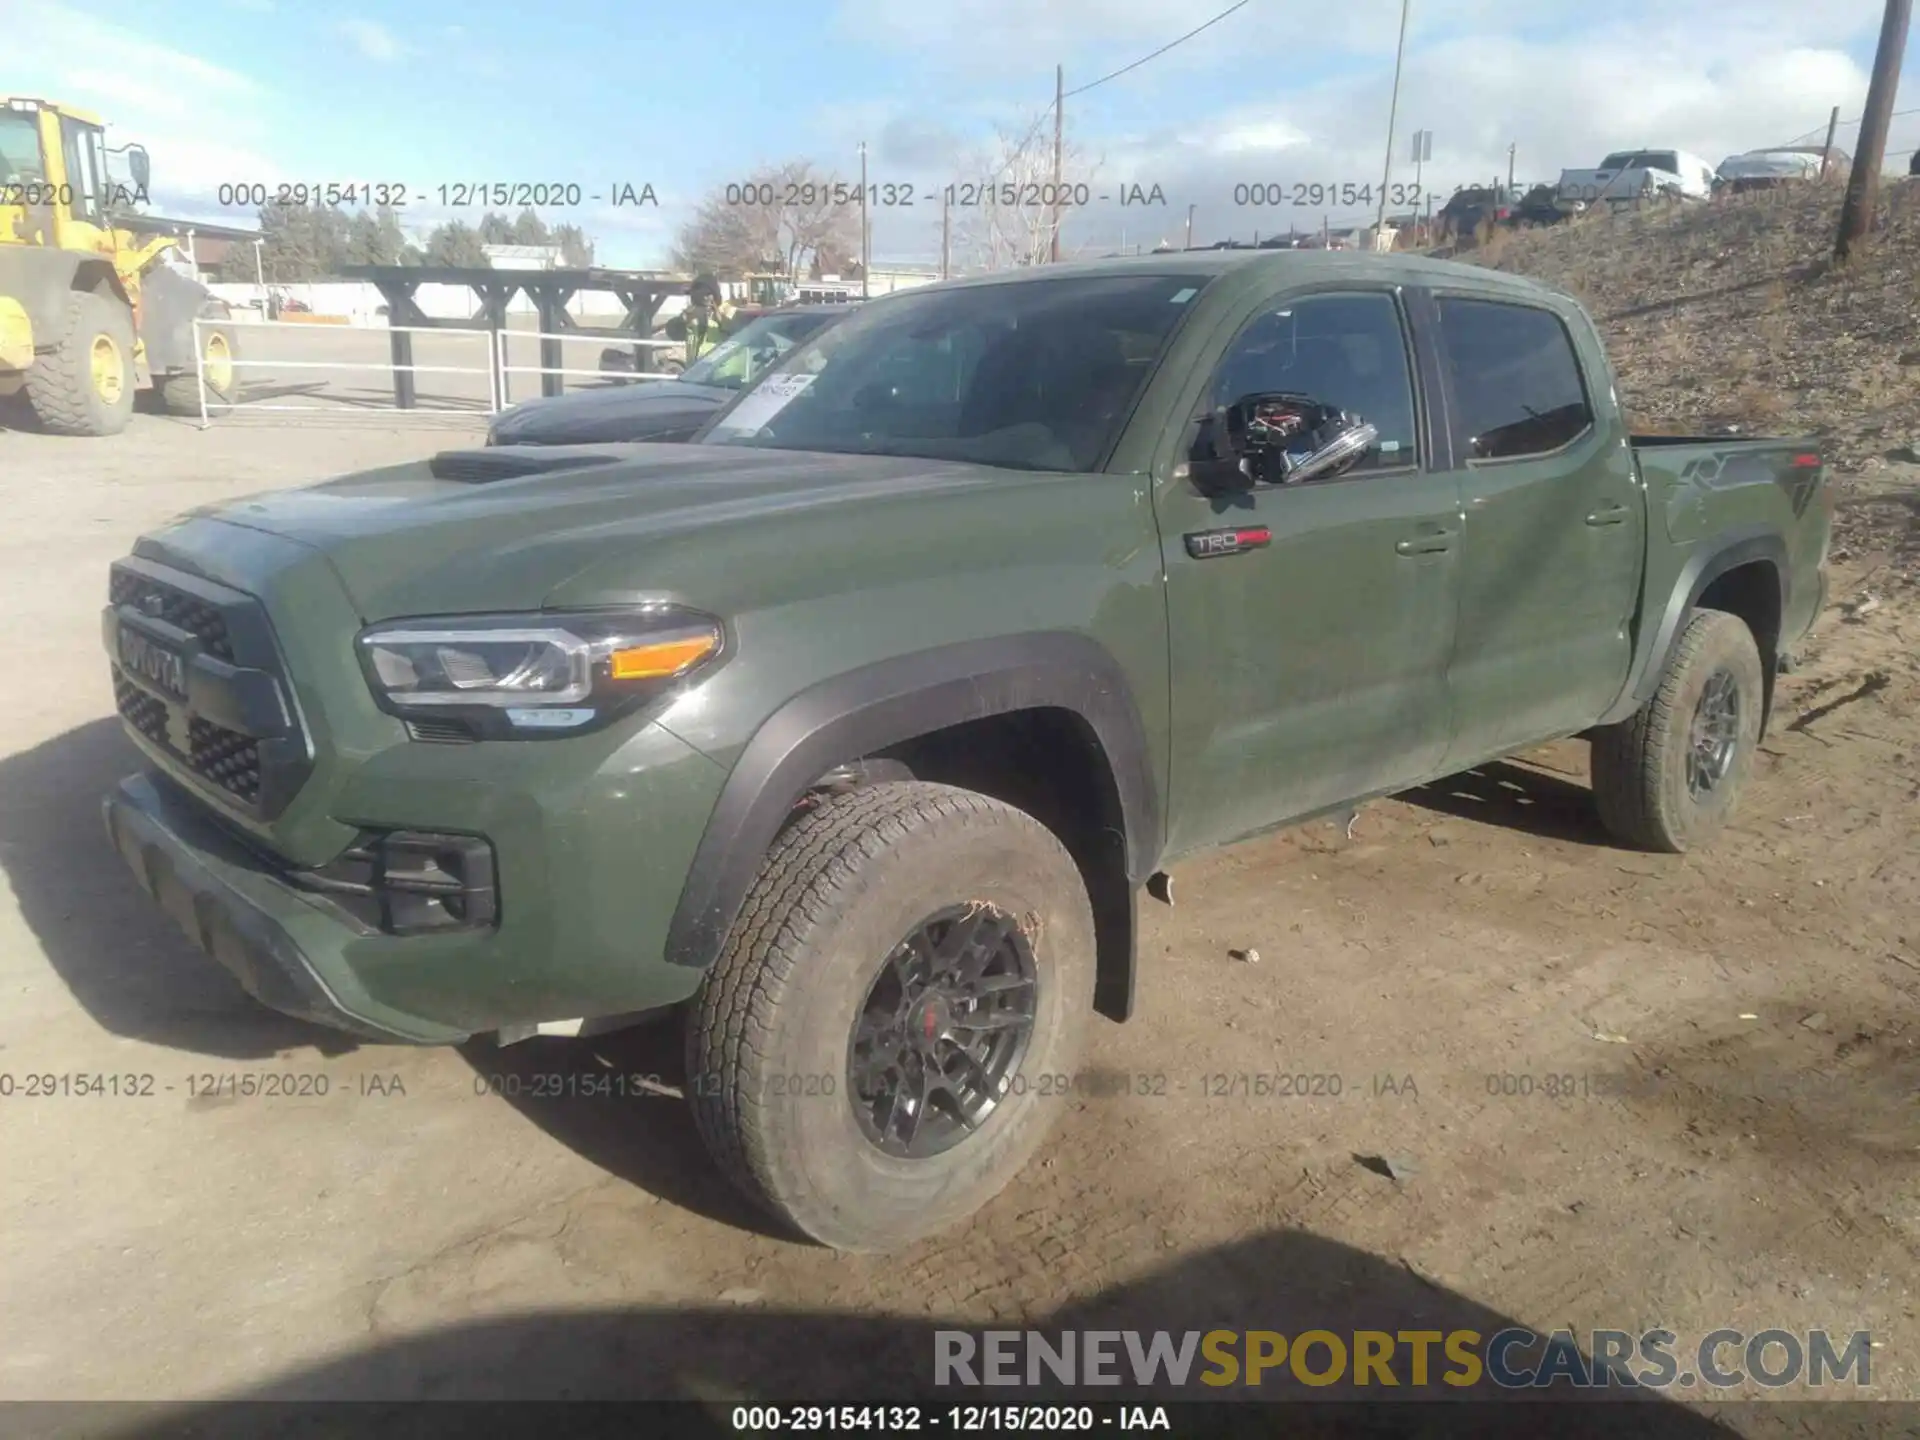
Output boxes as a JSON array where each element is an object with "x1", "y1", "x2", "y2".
[
  {"x1": 9, "y1": 2, "x2": 277, "y2": 199},
  {"x1": 339, "y1": 18, "x2": 404, "y2": 63},
  {"x1": 841, "y1": 0, "x2": 1896, "y2": 262},
  {"x1": 13, "y1": 1, "x2": 264, "y2": 102}
]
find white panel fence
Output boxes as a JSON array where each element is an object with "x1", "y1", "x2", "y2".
[{"x1": 188, "y1": 316, "x2": 689, "y2": 426}]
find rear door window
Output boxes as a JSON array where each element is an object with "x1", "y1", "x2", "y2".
[{"x1": 1433, "y1": 297, "x2": 1594, "y2": 460}]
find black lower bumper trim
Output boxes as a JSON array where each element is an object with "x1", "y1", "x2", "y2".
[{"x1": 102, "y1": 774, "x2": 447, "y2": 1044}]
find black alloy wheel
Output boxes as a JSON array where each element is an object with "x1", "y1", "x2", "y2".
[
  {"x1": 847, "y1": 903, "x2": 1038, "y2": 1159},
  {"x1": 1686, "y1": 668, "x2": 1741, "y2": 798}
]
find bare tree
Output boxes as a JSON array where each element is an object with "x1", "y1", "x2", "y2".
[
  {"x1": 951, "y1": 114, "x2": 1101, "y2": 271},
  {"x1": 672, "y1": 159, "x2": 861, "y2": 280}
]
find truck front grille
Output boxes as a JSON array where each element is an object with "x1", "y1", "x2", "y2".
[
  {"x1": 188, "y1": 716, "x2": 263, "y2": 803},
  {"x1": 114, "y1": 675, "x2": 169, "y2": 744},
  {"x1": 106, "y1": 560, "x2": 310, "y2": 820},
  {"x1": 109, "y1": 569, "x2": 234, "y2": 662}
]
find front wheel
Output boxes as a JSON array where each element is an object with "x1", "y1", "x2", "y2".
[
  {"x1": 687, "y1": 782, "x2": 1095, "y2": 1252},
  {"x1": 1590, "y1": 608, "x2": 1765, "y2": 853},
  {"x1": 25, "y1": 290, "x2": 135, "y2": 436}
]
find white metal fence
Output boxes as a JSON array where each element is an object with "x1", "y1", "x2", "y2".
[
  {"x1": 187, "y1": 316, "x2": 695, "y2": 426},
  {"x1": 494, "y1": 329, "x2": 682, "y2": 408},
  {"x1": 191, "y1": 316, "x2": 499, "y2": 426}
]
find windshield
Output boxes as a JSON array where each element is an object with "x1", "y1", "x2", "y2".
[
  {"x1": 0, "y1": 112, "x2": 44, "y2": 183},
  {"x1": 680, "y1": 311, "x2": 835, "y2": 390},
  {"x1": 698, "y1": 273, "x2": 1208, "y2": 471}
]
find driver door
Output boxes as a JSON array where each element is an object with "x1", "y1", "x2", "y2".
[{"x1": 1156, "y1": 286, "x2": 1465, "y2": 856}]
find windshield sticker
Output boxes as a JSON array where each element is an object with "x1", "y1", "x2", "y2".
[
  {"x1": 1170, "y1": 287, "x2": 1197, "y2": 303},
  {"x1": 712, "y1": 372, "x2": 817, "y2": 435}
]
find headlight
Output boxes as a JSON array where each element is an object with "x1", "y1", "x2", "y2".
[{"x1": 357, "y1": 606, "x2": 724, "y2": 739}]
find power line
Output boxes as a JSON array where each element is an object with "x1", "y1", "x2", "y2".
[
  {"x1": 1063, "y1": 0, "x2": 1254, "y2": 99},
  {"x1": 983, "y1": 0, "x2": 1257, "y2": 186},
  {"x1": 1779, "y1": 105, "x2": 1920, "y2": 148}
]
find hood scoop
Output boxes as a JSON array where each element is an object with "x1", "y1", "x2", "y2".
[{"x1": 428, "y1": 449, "x2": 625, "y2": 484}]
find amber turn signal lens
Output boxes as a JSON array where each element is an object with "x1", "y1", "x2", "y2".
[{"x1": 608, "y1": 633, "x2": 718, "y2": 680}]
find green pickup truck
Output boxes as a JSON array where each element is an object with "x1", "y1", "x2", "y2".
[{"x1": 101, "y1": 251, "x2": 1832, "y2": 1251}]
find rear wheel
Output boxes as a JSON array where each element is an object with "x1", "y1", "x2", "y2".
[
  {"x1": 687, "y1": 781, "x2": 1095, "y2": 1252},
  {"x1": 1590, "y1": 608, "x2": 1765, "y2": 852},
  {"x1": 160, "y1": 318, "x2": 240, "y2": 415},
  {"x1": 25, "y1": 290, "x2": 135, "y2": 436}
]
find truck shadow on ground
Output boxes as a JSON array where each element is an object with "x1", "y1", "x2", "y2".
[
  {"x1": 95, "y1": 1229, "x2": 1751, "y2": 1439},
  {"x1": 1401, "y1": 760, "x2": 1615, "y2": 848},
  {"x1": 0, "y1": 719, "x2": 361, "y2": 1060},
  {"x1": 457, "y1": 1018, "x2": 793, "y2": 1240}
]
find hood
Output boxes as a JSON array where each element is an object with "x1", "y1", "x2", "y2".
[
  {"x1": 487, "y1": 379, "x2": 735, "y2": 444},
  {"x1": 164, "y1": 444, "x2": 1042, "y2": 620}
]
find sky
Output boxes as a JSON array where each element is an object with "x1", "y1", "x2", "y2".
[{"x1": 9, "y1": 0, "x2": 1918, "y2": 269}]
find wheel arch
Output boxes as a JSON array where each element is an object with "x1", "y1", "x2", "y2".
[
  {"x1": 664, "y1": 633, "x2": 1162, "y2": 1023},
  {"x1": 1602, "y1": 527, "x2": 1789, "y2": 733}
]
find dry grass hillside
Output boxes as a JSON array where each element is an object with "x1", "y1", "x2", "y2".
[{"x1": 1470, "y1": 177, "x2": 1920, "y2": 588}]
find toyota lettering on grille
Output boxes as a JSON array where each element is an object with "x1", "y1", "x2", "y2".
[{"x1": 119, "y1": 627, "x2": 189, "y2": 701}]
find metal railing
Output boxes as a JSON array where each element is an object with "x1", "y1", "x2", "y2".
[
  {"x1": 494, "y1": 329, "x2": 683, "y2": 407},
  {"x1": 187, "y1": 316, "x2": 700, "y2": 425},
  {"x1": 190, "y1": 316, "x2": 499, "y2": 427}
]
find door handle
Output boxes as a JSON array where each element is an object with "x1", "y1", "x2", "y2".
[
  {"x1": 1585, "y1": 502, "x2": 1630, "y2": 526},
  {"x1": 1394, "y1": 526, "x2": 1456, "y2": 555}
]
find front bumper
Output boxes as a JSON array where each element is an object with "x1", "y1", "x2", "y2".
[{"x1": 104, "y1": 773, "x2": 461, "y2": 1043}]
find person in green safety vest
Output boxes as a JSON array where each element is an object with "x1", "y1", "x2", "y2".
[{"x1": 664, "y1": 273, "x2": 737, "y2": 369}]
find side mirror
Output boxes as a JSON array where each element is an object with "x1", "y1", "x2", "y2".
[
  {"x1": 127, "y1": 145, "x2": 151, "y2": 191},
  {"x1": 1189, "y1": 392, "x2": 1378, "y2": 495}
]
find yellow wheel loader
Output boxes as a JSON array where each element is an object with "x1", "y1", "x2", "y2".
[{"x1": 0, "y1": 97, "x2": 240, "y2": 436}]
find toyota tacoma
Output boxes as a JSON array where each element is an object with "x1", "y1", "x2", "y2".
[{"x1": 101, "y1": 251, "x2": 1832, "y2": 1251}]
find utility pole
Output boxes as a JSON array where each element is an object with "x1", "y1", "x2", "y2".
[
  {"x1": 1375, "y1": 0, "x2": 1412, "y2": 238},
  {"x1": 1836, "y1": 0, "x2": 1911, "y2": 263},
  {"x1": 1507, "y1": 142, "x2": 1516, "y2": 190},
  {"x1": 1819, "y1": 105, "x2": 1841, "y2": 178},
  {"x1": 940, "y1": 189, "x2": 951, "y2": 280},
  {"x1": 858, "y1": 141, "x2": 871, "y2": 297},
  {"x1": 1185, "y1": 203, "x2": 1195, "y2": 249},
  {"x1": 1049, "y1": 65, "x2": 1064, "y2": 263}
]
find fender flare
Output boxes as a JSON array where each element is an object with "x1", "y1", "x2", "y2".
[
  {"x1": 663, "y1": 632, "x2": 1161, "y2": 978},
  {"x1": 1598, "y1": 525, "x2": 1788, "y2": 728}
]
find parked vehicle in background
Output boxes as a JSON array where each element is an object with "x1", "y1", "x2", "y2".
[
  {"x1": 490, "y1": 305, "x2": 851, "y2": 446},
  {"x1": 1505, "y1": 184, "x2": 1583, "y2": 229},
  {"x1": 1436, "y1": 185, "x2": 1517, "y2": 247},
  {"x1": 1559, "y1": 149, "x2": 1716, "y2": 208},
  {"x1": 1714, "y1": 149, "x2": 1830, "y2": 193}
]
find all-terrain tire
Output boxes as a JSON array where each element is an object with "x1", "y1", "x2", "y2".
[
  {"x1": 159, "y1": 316, "x2": 240, "y2": 415},
  {"x1": 25, "y1": 291, "x2": 135, "y2": 436},
  {"x1": 687, "y1": 781, "x2": 1096, "y2": 1252},
  {"x1": 1590, "y1": 608, "x2": 1765, "y2": 853}
]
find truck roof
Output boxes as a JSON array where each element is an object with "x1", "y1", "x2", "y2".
[
  {"x1": 923, "y1": 247, "x2": 1564, "y2": 303},
  {"x1": 3, "y1": 97, "x2": 105, "y2": 125}
]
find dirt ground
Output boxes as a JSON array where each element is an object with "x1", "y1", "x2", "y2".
[{"x1": 0, "y1": 410, "x2": 1916, "y2": 1431}]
